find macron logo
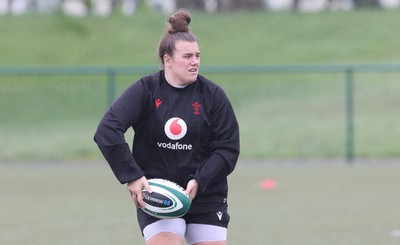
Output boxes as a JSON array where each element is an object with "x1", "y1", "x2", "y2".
[{"x1": 155, "y1": 98, "x2": 163, "y2": 108}]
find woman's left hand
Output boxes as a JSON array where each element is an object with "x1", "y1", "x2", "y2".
[{"x1": 185, "y1": 179, "x2": 199, "y2": 201}]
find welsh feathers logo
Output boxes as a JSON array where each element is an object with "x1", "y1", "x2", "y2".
[{"x1": 164, "y1": 117, "x2": 187, "y2": 140}]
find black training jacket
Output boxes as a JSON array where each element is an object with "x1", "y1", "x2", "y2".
[{"x1": 94, "y1": 70, "x2": 240, "y2": 213}]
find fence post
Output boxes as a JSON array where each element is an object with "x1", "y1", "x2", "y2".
[
  {"x1": 345, "y1": 68, "x2": 355, "y2": 163},
  {"x1": 107, "y1": 69, "x2": 116, "y2": 106}
]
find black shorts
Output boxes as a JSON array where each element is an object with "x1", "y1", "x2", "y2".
[{"x1": 137, "y1": 207, "x2": 230, "y2": 234}]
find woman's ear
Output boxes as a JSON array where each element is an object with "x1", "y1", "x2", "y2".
[{"x1": 164, "y1": 54, "x2": 172, "y2": 68}]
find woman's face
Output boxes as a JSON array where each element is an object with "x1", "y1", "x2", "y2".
[{"x1": 164, "y1": 40, "x2": 200, "y2": 86}]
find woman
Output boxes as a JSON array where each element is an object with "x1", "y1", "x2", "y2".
[{"x1": 94, "y1": 9, "x2": 239, "y2": 245}]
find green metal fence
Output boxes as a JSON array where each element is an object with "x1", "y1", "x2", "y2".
[{"x1": 1, "y1": 63, "x2": 400, "y2": 162}]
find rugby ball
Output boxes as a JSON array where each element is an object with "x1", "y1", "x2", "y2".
[{"x1": 141, "y1": 178, "x2": 191, "y2": 219}]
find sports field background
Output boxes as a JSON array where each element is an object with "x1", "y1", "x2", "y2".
[
  {"x1": 1, "y1": 9, "x2": 400, "y2": 245},
  {"x1": 1, "y1": 160, "x2": 400, "y2": 245},
  {"x1": 1, "y1": 10, "x2": 400, "y2": 160}
]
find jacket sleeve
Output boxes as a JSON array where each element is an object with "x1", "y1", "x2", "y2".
[
  {"x1": 94, "y1": 81, "x2": 145, "y2": 184},
  {"x1": 193, "y1": 87, "x2": 240, "y2": 191}
]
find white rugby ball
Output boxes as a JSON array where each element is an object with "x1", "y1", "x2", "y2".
[{"x1": 141, "y1": 178, "x2": 191, "y2": 219}]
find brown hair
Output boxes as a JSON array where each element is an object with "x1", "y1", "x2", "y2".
[{"x1": 158, "y1": 9, "x2": 197, "y2": 65}]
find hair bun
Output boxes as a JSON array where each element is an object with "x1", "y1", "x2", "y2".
[{"x1": 168, "y1": 10, "x2": 191, "y2": 34}]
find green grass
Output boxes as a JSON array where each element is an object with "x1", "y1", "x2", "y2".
[
  {"x1": 1, "y1": 10, "x2": 400, "y2": 160},
  {"x1": 3, "y1": 71, "x2": 400, "y2": 160},
  {"x1": 1, "y1": 161, "x2": 400, "y2": 245},
  {"x1": 1, "y1": 10, "x2": 400, "y2": 66}
]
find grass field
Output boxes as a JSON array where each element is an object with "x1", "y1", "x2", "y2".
[
  {"x1": 1, "y1": 9, "x2": 399, "y2": 245},
  {"x1": 1, "y1": 10, "x2": 400, "y2": 65},
  {"x1": 1, "y1": 71, "x2": 399, "y2": 160},
  {"x1": 1, "y1": 160, "x2": 400, "y2": 245},
  {"x1": 1, "y1": 10, "x2": 400, "y2": 160}
]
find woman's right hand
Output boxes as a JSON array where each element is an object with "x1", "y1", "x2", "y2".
[{"x1": 127, "y1": 176, "x2": 152, "y2": 209}]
